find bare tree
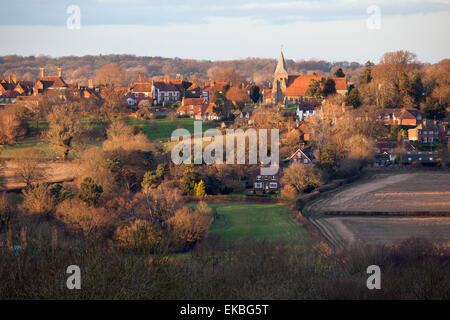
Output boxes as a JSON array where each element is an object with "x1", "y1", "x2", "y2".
[
  {"x1": 95, "y1": 63, "x2": 126, "y2": 88},
  {"x1": 44, "y1": 103, "x2": 84, "y2": 159},
  {"x1": 14, "y1": 148, "x2": 47, "y2": 188}
]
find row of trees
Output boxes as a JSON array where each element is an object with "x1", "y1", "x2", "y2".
[{"x1": 345, "y1": 51, "x2": 449, "y2": 120}]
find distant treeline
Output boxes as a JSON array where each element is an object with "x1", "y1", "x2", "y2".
[{"x1": 0, "y1": 54, "x2": 362, "y2": 85}]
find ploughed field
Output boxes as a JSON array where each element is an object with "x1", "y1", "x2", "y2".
[
  {"x1": 314, "y1": 216, "x2": 450, "y2": 248},
  {"x1": 308, "y1": 172, "x2": 450, "y2": 214},
  {"x1": 307, "y1": 172, "x2": 450, "y2": 249}
]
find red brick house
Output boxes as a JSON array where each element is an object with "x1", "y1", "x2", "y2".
[
  {"x1": 202, "y1": 81, "x2": 230, "y2": 102},
  {"x1": 288, "y1": 148, "x2": 314, "y2": 164},
  {"x1": 177, "y1": 97, "x2": 219, "y2": 120},
  {"x1": 153, "y1": 79, "x2": 182, "y2": 105},
  {"x1": 376, "y1": 139, "x2": 414, "y2": 155},
  {"x1": 253, "y1": 168, "x2": 281, "y2": 193},
  {"x1": 408, "y1": 120, "x2": 440, "y2": 143},
  {"x1": 378, "y1": 109, "x2": 424, "y2": 126},
  {"x1": 34, "y1": 67, "x2": 68, "y2": 96}
]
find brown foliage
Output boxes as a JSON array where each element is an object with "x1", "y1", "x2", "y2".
[
  {"x1": 22, "y1": 184, "x2": 55, "y2": 216},
  {"x1": 94, "y1": 63, "x2": 126, "y2": 88},
  {"x1": 114, "y1": 219, "x2": 163, "y2": 250},
  {"x1": 56, "y1": 198, "x2": 116, "y2": 238},
  {"x1": 167, "y1": 206, "x2": 210, "y2": 250},
  {"x1": 281, "y1": 163, "x2": 322, "y2": 193},
  {"x1": 102, "y1": 120, "x2": 152, "y2": 152},
  {"x1": 225, "y1": 87, "x2": 249, "y2": 107},
  {"x1": 0, "y1": 110, "x2": 27, "y2": 145}
]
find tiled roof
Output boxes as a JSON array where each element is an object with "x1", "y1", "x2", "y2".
[
  {"x1": 286, "y1": 75, "x2": 322, "y2": 96},
  {"x1": 130, "y1": 83, "x2": 153, "y2": 93},
  {"x1": 41, "y1": 76, "x2": 67, "y2": 88},
  {"x1": 332, "y1": 77, "x2": 347, "y2": 91},
  {"x1": 153, "y1": 81, "x2": 181, "y2": 92}
]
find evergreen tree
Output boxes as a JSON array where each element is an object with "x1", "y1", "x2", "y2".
[
  {"x1": 78, "y1": 177, "x2": 103, "y2": 207},
  {"x1": 334, "y1": 68, "x2": 345, "y2": 78},
  {"x1": 360, "y1": 61, "x2": 373, "y2": 84},
  {"x1": 305, "y1": 79, "x2": 323, "y2": 98},
  {"x1": 410, "y1": 73, "x2": 425, "y2": 107},
  {"x1": 322, "y1": 78, "x2": 336, "y2": 97},
  {"x1": 249, "y1": 86, "x2": 260, "y2": 103},
  {"x1": 194, "y1": 180, "x2": 207, "y2": 197},
  {"x1": 345, "y1": 86, "x2": 361, "y2": 108}
]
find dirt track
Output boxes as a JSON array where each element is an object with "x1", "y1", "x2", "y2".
[{"x1": 0, "y1": 160, "x2": 79, "y2": 190}]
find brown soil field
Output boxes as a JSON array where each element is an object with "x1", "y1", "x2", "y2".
[
  {"x1": 317, "y1": 216, "x2": 450, "y2": 248},
  {"x1": 0, "y1": 160, "x2": 79, "y2": 191},
  {"x1": 308, "y1": 172, "x2": 450, "y2": 214}
]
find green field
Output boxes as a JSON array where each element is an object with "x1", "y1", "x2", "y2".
[
  {"x1": 1, "y1": 116, "x2": 216, "y2": 158},
  {"x1": 195, "y1": 202, "x2": 306, "y2": 241},
  {"x1": 127, "y1": 117, "x2": 216, "y2": 141}
]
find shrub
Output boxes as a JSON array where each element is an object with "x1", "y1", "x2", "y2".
[
  {"x1": 167, "y1": 207, "x2": 210, "y2": 250},
  {"x1": 196, "y1": 201, "x2": 217, "y2": 220},
  {"x1": 22, "y1": 184, "x2": 55, "y2": 215},
  {"x1": 48, "y1": 183, "x2": 74, "y2": 203},
  {"x1": 280, "y1": 185, "x2": 298, "y2": 202},
  {"x1": 78, "y1": 177, "x2": 103, "y2": 207},
  {"x1": 281, "y1": 163, "x2": 323, "y2": 193},
  {"x1": 56, "y1": 198, "x2": 115, "y2": 238},
  {"x1": 194, "y1": 180, "x2": 207, "y2": 197},
  {"x1": 114, "y1": 219, "x2": 163, "y2": 251}
]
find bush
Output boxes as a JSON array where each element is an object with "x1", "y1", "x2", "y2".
[
  {"x1": 114, "y1": 219, "x2": 163, "y2": 251},
  {"x1": 167, "y1": 207, "x2": 210, "y2": 251},
  {"x1": 22, "y1": 184, "x2": 55, "y2": 215},
  {"x1": 56, "y1": 198, "x2": 115, "y2": 238},
  {"x1": 280, "y1": 185, "x2": 298, "y2": 202},
  {"x1": 78, "y1": 177, "x2": 103, "y2": 207}
]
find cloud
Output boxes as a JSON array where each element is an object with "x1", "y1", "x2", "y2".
[
  {"x1": 1, "y1": 0, "x2": 449, "y2": 26},
  {"x1": 1, "y1": 11, "x2": 449, "y2": 63}
]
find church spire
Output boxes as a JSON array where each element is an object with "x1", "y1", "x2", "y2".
[{"x1": 274, "y1": 50, "x2": 288, "y2": 76}]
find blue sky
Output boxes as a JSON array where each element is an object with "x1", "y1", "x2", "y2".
[{"x1": 1, "y1": 0, "x2": 449, "y2": 63}]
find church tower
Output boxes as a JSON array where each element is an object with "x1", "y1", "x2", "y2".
[{"x1": 272, "y1": 50, "x2": 289, "y2": 105}]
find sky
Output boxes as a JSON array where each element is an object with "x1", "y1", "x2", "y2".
[{"x1": 1, "y1": 0, "x2": 449, "y2": 63}]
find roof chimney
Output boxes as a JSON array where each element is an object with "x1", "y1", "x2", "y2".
[
  {"x1": 58, "y1": 67, "x2": 62, "y2": 78},
  {"x1": 12, "y1": 74, "x2": 16, "y2": 83},
  {"x1": 40, "y1": 67, "x2": 45, "y2": 79},
  {"x1": 88, "y1": 79, "x2": 94, "y2": 89}
]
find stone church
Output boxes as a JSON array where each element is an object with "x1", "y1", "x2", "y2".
[{"x1": 272, "y1": 51, "x2": 348, "y2": 105}]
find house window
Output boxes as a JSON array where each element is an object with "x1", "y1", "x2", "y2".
[
  {"x1": 254, "y1": 182, "x2": 262, "y2": 189},
  {"x1": 429, "y1": 158, "x2": 433, "y2": 161},
  {"x1": 269, "y1": 182, "x2": 278, "y2": 189},
  {"x1": 303, "y1": 159, "x2": 308, "y2": 163},
  {"x1": 408, "y1": 158, "x2": 412, "y2": 161},
  {"x1": 256, "y1": 176, "x2": 261, "y2": 180}
]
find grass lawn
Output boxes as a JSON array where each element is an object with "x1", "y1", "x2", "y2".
[
  {"x1": 191, "y1": 202, "x2": 306, "y2": 242},
  {"x1": 127, "y1": 117, "x2": 216, "y2": 141},
  {"x1": 0, "y1": 137, "x2": 58, "y2": 158}
]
